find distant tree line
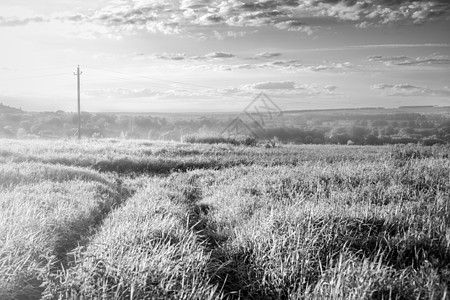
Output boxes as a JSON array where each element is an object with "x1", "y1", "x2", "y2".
[{"x1": 1, "y1": 105, "x2": 449, "y2": 146}]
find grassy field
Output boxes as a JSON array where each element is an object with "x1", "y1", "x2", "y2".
[{"x1": 0, "y1": 139, "x2": 449, "y2": 299}]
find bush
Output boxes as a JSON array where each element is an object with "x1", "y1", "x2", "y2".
[
  {"x1": 422, "y1": 138, "x2": 445, "y2": 146},
  {"x1": 181, "y1": 133, "x2": 257, "y2": 146}
]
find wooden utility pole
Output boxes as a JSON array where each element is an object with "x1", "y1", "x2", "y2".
[{"x1": 74, "y1": 65, "x2": 82, "y2": 139}]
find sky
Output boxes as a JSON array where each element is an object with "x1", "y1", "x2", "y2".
[{"x1": 0, "y1": 0, "x2": 449, "y2": 112}]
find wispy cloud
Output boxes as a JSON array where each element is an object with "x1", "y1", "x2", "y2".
[
  {"x1": 154, "y1": 52, "x2": 236, "y2": 61},
  {"x1": 368, "y1": 53, "x2": 450, "y2": 67},
  {"x1": 250, "y1": 81, "x2": 297, "y2": 90},
  {"x1": 348, "y1": 43, "x2": 450, "y2": 49},
  {"x1": 208, "y1": 60, "x2": 354, "y2": 72},
  {"x1": 252, "y1": 52, "x2": 283, "y2": 59},
  {"x1": 204, "y1": 52, "x2": 234, "y2": 59},
  {"x1": 372, "y1": 83, "x2": 450, "y2": 97},
  {"x1": 0, "y1": 16, "x2": 46, "y2": 26},
  {"x1": 274, "y1": 20, "x2": 314, "y2": 34},
  {"x1": 84, "y1": 87, "x2": 218, "y2": 101},
  {"x1": 84, "y1": 80, "x2": 340, "y2": 102},
  {"x1": 242, "y1": 81, "x2": 339, "y2": 97}
]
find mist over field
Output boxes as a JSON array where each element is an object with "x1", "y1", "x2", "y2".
[{"x1": 1, "y1": 102, "x2": 450, "y2": 146}]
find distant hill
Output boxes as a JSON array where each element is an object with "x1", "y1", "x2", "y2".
[{"x1": 0, "y1": 103, "x2": 22, "y2": 113}]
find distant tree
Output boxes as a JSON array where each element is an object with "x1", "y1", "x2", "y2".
[
  {"x1": 305, "y1": 136, "x2": 313, "y2": 144},
  {"x1": 365, "y1": 134, "x2": 381, "y2": 145},
  {"x1": 382, "y1": 126, "x2": 395, "y2": 136},
  {"x1": 19, "y1": 120, "x2": 31, "y2": 131},
  {"x1": 348, "y1": 126, "x2": 368, "y2": 143},
  {"x1": 313, "y1": 137, "x2": 323, "y2": 144},
  {"x1": 80, "y1": 112, "x2": 93, "y2": 123},
  {"x1": 135, "y1": 116, "x2": 155, "y2": 128},
  {"x1": 438, "y1": 126, "x2": 450, "y2": 136},
  {"x1": 16, "y1": 128, "x2": 27, "y2": 138},
  {"x1": 330, "y1": 133, "x2": 351, "y2": 145},
  {"x1": 422, "y1": 138, "x2": 445, "y2": 146},
  {"x1": 293, "y1": 137, "x2": 304, "y2": 144},
  {"x1": 45, "y1": 116, "x2": 64, "y2": 127},
  {"x1": 398, "y1": 127, "x2": 415, "y2": 136},
  {"x1": 370, "y1": 129, "x2": 379, "y2": 136},
  {"x1": 408, "y1": 120, "x2": 417, "y2": 128},
  {"x1": 372, "y1": 120, "x2": 388, "y2": 127},
  {"x1": 0, "y1": 126, "x2": 15, "y2": 138},
  {"x1": 359, "y1": 120, "x2": 368, "y2": 126},
  {"x1": 330, "y1": 127, "x2": 347, "y2": 136}
]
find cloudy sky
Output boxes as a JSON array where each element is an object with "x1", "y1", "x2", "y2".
[{"x1": 0, "y1": 0, "x2": 449, "y2": 112}]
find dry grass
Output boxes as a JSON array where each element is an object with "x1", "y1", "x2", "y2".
[
  {"x1": 43, "y1": 178, "x2": 221, "y2": 299},
  {"x1": 0, "y1": 140, "x2": 449, "y2": 299},
  {"x1": 0, "y1": 163, "x2": 123, "y2": 300}
]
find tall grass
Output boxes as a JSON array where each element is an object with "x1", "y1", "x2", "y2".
[
  {"x1": 0, "y1": 167, "x2": 122, "y2": 299},
  {"x1": 0, "y1": 162, "x2": 112, "y2": 189},
  {"x1": 1, "y1": 140, "x2": 449, "y2": 299},
  {"x1": 191, "y1": 158, "x2": 450, "y2": 299},
  {"x1": 0, "y1": 139, "x2": 402, "y2": 174},
  {"x1": 42, "y1": 154, "x2": 450, "y2": 299},
  {"x1": 43, "y1": 178, "x2": 221, "y2": 299}
]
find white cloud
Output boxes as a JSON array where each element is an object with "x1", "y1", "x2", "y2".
[
  {"x1": 253, "y1": 52, "x2": 283, "y2": 59},
  {"x1": 241, "y1": 81, "x2": 339, "y2": 97},
  {"x1": 0, "y1": 16, "x2": 46, "y2": 26},
  {"x1": 83, "y1": 80, "x2": 340, "y2": 104},
  {"x1": 152, "y1": 52, "x2": 236, "y2": 61},
  {"x1": 324, "y1": 85, "x2": 338, "y2": 91},
  {"x1": 2, "y1": 0, "x2": 448, "y2": 37},
  {"x1": 155, "y1": 53, "x2": 188, "y2": 60},
  {"x1": 274, "y1": 20, "x2": 314, "y2": 34},
  {"x1": 84, "y1": 87, "x2": 216, "y2": 100},
  {"x1": 188, "y1": 59, "x2": 356, "y2": 73},
  {"x1": 204, "y1": 52, "x2": 234, "y2": 59},
  {"x1": 371, "y1": 83, "x2": 450, "y2": 97},
  {"x1": 251, "y1": 81, "x2": 297, "y2": 90},
  {"x1": 212, "y1": 29, "x2": 251, "y2": 40},
  {"x1": 312, "y1": 0, "x2": 450, "y2": 27},
  {"x1": 369, "y1": 53, "x2": 450, "y2": 67}
]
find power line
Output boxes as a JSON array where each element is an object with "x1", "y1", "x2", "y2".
[
  {"x1": 0, "y1": 72, "x2": 68, "y2": 82},
  {"x1": 84, "y1": 66, "x2": 256, "y2": 101},
  {"x1": 86, "y1": 66, "x2": 221, "y2": 91},
  {"x1": 83, "y1": 67, "x2": 351, "y2": 109},
  {"x1": 84, "y1": 68, "x2": 203, "y2": 93},
  {"x1": 84, "y1": 66, "x2": 223, "y2": 95},
  {"x1": 85, "y1": 66, "x2": 353, "y2": 108}
]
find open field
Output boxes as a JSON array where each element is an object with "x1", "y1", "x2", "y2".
[{"x1": 0, "y1": 139, "x2": 449, "y2": 299}]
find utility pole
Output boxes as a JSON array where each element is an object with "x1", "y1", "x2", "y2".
[{"x1": 74, "y1": 65, "x2": 82, "y2": 139}]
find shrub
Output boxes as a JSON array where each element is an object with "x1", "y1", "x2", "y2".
[
  {"x1": 181, "y1": 133, "x2": 257, "y2": 146},
  {"x1": 422, "y1": 138, "x2": 445, "y2": 146}
]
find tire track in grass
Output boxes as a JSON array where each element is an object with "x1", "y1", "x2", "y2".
[
  {"x1": 0, "y1": 163, "x2": 135, "y2": 300},
  {"x1": 42, "y1": 175, "x2": 223, "y2": 299},
  {"x1": 183, "y1": 164, "x2": 450, "y2": 300}
]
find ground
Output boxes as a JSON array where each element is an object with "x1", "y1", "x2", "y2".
[{"x1": 0, "y1": 139, "x2": 449, "y2": 299}]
